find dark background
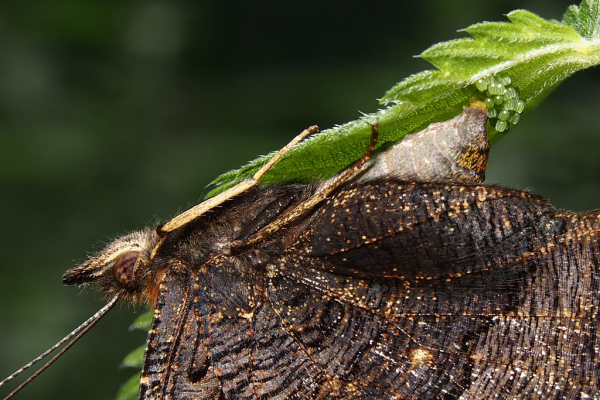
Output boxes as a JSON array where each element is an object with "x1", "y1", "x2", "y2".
[{"x1": 1, "y1": 1, "x2": 598, "y2": 399}]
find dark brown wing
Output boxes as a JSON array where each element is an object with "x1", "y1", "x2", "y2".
[
  {"x1": 278, "y1": 181, "x2": 600, "y2": 399},
  {"x1": 141, "y1": 266, "x2": 352, "y2": 399},
  {"x1": 140, "y1": 182, "x2": 600, "y2": 399},
  {"x1": 140, "y1": 272, "x2": 222, "y2": 400}
]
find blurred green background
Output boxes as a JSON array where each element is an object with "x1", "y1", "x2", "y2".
[{"x1": 1, "y1": 1, "x2": 598, "y2": 399}]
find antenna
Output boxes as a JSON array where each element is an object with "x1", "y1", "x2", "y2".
[{"x1": 0, "y1": 295, "x2": 119, "y2": 400}]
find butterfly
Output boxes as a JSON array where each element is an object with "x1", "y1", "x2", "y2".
[{"x1": 5, "y1": 106, "x2": 599, "y2": 399}]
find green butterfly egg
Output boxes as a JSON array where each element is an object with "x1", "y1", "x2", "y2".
[
  {"x1": 488, "y1": 108, "x2": 498, "y2": 118},
  {"x1": 484, "y1": 97, "x2": 495, "y2": 109},
  {"x1": 515, "y1": 100, "x2": 525, "y2": 113},
  {"x1": 498, "y1": 110, "x2": 511, "y2": 121},
  {"x1": 493, "y1": 95, "x2": 504, "y2": 105},
  {"x1": 503, "y1": 99, "x2": 518, "y2": 111},
  {"x1": 495, "y1": 120, "x2": 508, "y2": 132},
  {"x1": 504, "y1": 86, "x2": 518, "y2": 100},
  {"x1": 509, "y1": 113, "x2": 521, "y2": 124},
  {"x1": 475, "y1": 79, "x2": 488, "y2": 92}
]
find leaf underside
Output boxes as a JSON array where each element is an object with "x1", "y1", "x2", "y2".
[{"x1": 206, "y1": 0, "x2": 600, "y2": 198}]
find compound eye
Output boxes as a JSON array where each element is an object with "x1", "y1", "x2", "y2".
[{"x1": 113, "y1": 251, "x2": 139, "y2": 285}]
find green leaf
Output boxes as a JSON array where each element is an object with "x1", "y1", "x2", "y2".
[
  {"x1": 563, "y1": 0, "x2": 600, "y2": 39},
  {"x1": 115, "y1": 373, "x2": 141, "y2": 400},
  {"x1": 128, "y1": 311, "x2": 153, "y2": 332},
  {"x1": 120, "y1": 344, "x2": 146, "y2": 369},
  {"x1": 113, "y1": 313, "x2": 152, "y2": 399},
  {"x1": 207, "y1": 1, "x2": 600, "y2": 198}
]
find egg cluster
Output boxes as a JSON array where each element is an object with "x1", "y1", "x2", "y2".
[{"x1": 473, "y1": 75, "x2": 525, "y2": 132}]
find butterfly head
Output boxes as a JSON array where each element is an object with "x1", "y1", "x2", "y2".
[{"x1": 62, "y1": 229, "x2": 160, "y2": 304}]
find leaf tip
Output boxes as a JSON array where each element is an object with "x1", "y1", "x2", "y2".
[{"x1": 563, "y1": 0, "x2": 600, "y2": 40}]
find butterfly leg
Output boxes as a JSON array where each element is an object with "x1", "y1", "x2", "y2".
[{"x1": 230, "y1": 123, "x2": 379, "y2": 250}]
